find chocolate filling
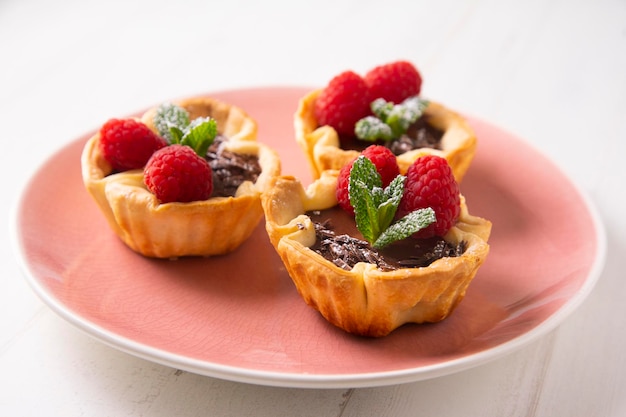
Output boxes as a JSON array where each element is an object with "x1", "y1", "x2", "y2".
[
  {"x1": 205, "y1": 136, "x2": 262, "y2": 197},
  {"x1": 339, "y1": 115, "x2": 444, "y2": 155},
  {"x1": 307, "y1": 207, "x2": 465, "y2": 272}
]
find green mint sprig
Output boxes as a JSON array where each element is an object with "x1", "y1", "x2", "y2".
[
  {"x1": 167, "y1": 117, "x2": 217, "y2": 157},
  {"x1": 354, "y1": 116, "x2": 394, "y2": 141},
  {"x1": 349, "y1": 155, "x2": 435, "y2": 248},
  {"x1": 154, "y1": 103, "x2": 190, "y2": 144},
  {"x1": 355, "y1": 96, "x2": 429, "y2": 142},
  {"x1": 153, "y1": 103, "x2": 217, "y2": 156}
]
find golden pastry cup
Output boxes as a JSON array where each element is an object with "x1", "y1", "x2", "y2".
[
  {"x1": 262, "y1": 172, "x2": 491, "y2": 337},
  {"x1": 81, "y1": 112, "x2": 281, "y2": 259},
  {"x1": 294, "y1": 89, "x2": 477, "y2": 182}
]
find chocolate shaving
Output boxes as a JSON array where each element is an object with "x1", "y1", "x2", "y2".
[
  {"x1": 396, "y1": 240, "x2": 466, "y2": 268},
  {"x1": 313, "y1": 222, "x2": 397, "y2": 271},
  {"x1": 311, "y1": 218, "x2": 465, "y2": 272}
]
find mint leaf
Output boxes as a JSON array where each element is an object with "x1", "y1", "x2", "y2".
[
  {"x1": 168, "y1": 126, "x2": 185, "y2": 144},
  {"x1": 383, "y1": 174, "x2": 405, "y2": 203},
  {"x1": 373, "y1": 208, "x2": 436, "y2": 248},
  {"x1": 403, "y1": 95, "x2": 430, "y2": 114},
  {"x1": 349, "y1": 155, "x2": 382, "y2": 189},
  {"x1": 382, "y1": 96, "x2": 429, "y2": 137},
  {"x1": 181, "y1": 117, "x2": 217, "y2": 157},
  {"x1": 371, "y1": 98, "x2": 394, "y2": 120},
  {"x1": 355, "y1": 116, "x2": 394, "y2": 141},
  {"x1": 153, "y1": 103, "x2": 218, "y2": 156},
  {"x1": 355, "y1": 96, "x2": 430, "y2": 141},
  {"x1": 376, "y1": 175, "x2": 405, "y2": 233},
  {"x1": 349, "y1": 156, "x2": 404, "y2": 245},
  {"x1": 349, "y1": 156, "x2": 382, "y2": 243},
  {"x1": 154, "y1": 103, "x2": 190, "y2": 144},
  {"x1": 350, "y1": 178, "x2": 378, "y2": 243}
]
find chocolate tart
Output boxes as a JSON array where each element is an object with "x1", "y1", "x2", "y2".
[
  {"x1": 294, "y1": 89, "x2": 477, "y2": 182},
  {"x1": 81, "y1": 98, "x2": 281, "y2": 259},
  {"x1": 261, "y1": 172, "x2": 491, "y2": 337}
]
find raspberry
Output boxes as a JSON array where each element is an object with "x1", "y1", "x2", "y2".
[
  {"x1": 336, "y1": 162, "x2": 354, "y2": 214},
  {"x1": 336, "y1": 145, "x2": 400, "y2": 215},
  {"x1": 361, "y1": 145, "x2": 401, "y2": 186},
  {"x1": 398, "y1": 155, "x2": 460, "y2": 238},
  {"x1": 314, "y1": 70, "x2": 371, "y2": 138},
  {"x1": 99, "y1": 118, "x2": 167, "y2": 172},
  {"x1": 364, "y1": 60, "x2": 422, "y2": 104},
  {"x1": 144, "y1": 144, "x2": 213, "y2": 203}
]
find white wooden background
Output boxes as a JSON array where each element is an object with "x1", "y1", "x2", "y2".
[{"x1": 1, "y1": 0, "x2": 625, "y2": 415}]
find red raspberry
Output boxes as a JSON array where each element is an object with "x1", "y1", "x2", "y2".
[
  {"x1": 362, "y1": 145, "x2": 401, "y2": 186},
  {"x1": 336, "y1": 162, "x2": 354, "y2": 214},
  {"x1": 314, "y1": 70, "x2": 371, "y2": 138},
  {"x1": 336, "y1": 145, "x2": 400, "y2": 215},
  {"x1": 398, "y1": 155, "x2": 460, "y2": 238},
  {"x1": 144, "y1": 145, "x2": 213, "y2": 203},
  {"x1": 99, "y1": 118, "x2": 167, "y2": 172},
  {"x1": 364, "y1": 60, "x2": 422, "y2": 104}
]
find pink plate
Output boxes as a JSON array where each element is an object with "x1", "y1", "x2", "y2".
[{"x1": 12, "y1": 87, "x2": 606, "y2": 388}]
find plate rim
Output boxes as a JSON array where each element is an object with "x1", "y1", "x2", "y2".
[{"x1": 9, "y1": 86, "x2": 608, "y2": 389}]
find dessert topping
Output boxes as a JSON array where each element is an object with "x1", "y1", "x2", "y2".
[
  {"x1": 313, "y1": 70, "x2": 371, "y2": 137},
  {"x1": 153, "y1": 103, "x2": 218, "y2": 157},
  {"x1": 153, "y1": 103, "x2": 190, "y2": 144},
  {"x1": 98, "y1": 102, "x2": 260, "y2": 204},
  {"x1": 335, "y1": 147, "x2": 461, "y2": 246},
  {"x1": 398, "y1": 154, "x2": 461, "y2": 238},
  {"x1": 355, "y1": 96, "x2": 429, "y2": 142},
  {"x1": 311, "y1": 148, "x2": 464, "y2": 268},
  {"x1": 144, "y1": 144, "x2": 213, "y2": 204},
  {"x1": 348, "y1": 155, "x2": 435, "y2": 248},
  {"x1": 309, "y1": 208, "x2": 465, "y2": 271},
  {"x1": 363, "y1": 60, "x2": 423, "y2": 104},
  {"x1": 142, "y1": 103, "x2": 223, "y2": 203},
  {"x1": 98, "y1": 118, "x2": 167, "y2": 172},
  {"x1": 336, "y1": 145, "x2": 400, "y2": 215},
  {"x1": 312, "y1": 218, "x2": 396, "y2": 271},
  {"x1": 315, "y1": 60, "x2": 426, "y2": 143}
]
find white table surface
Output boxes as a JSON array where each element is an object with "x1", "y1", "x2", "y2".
[{"x1": 2, "y1": 0, "x2": 625, "y2": 415}]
